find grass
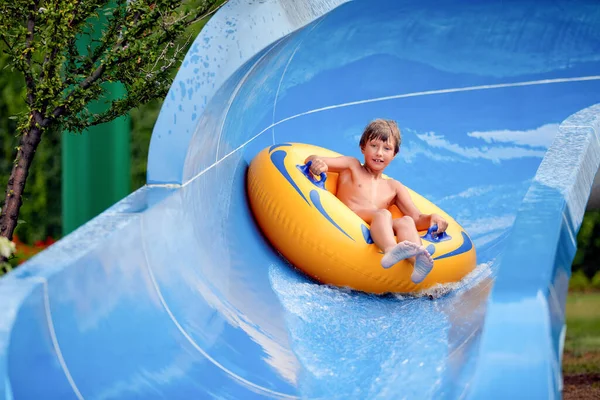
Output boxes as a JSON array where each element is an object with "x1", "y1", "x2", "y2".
[{"x1": 563, "y1": 292, "x2": 600, "y2": 374}]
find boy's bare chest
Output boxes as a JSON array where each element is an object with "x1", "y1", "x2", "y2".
[
  {"x1": 338, "y1": 172, "x2": 395, "y2": 206},
  {"x1": 356, "y1": 180, "x2": 394, "y2": 200}
]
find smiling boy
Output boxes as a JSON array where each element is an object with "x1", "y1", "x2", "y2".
[{"x1": 305, "y1": 119, "x2": 447, "y2": 283}]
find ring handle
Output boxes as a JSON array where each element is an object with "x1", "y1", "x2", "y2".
[
  {"x1": 421, "y1": 225, "x2": 451, "y2": 242},
  {"x1": 297, "y1": 161, "x2": 327, "y2": 190}
]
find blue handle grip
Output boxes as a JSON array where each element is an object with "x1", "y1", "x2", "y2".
[
  {"x1": 297, "y1": 161, "x2": 327, "y2": 190},
  {"x1": 421, "y1": 225, "x2": 451, "y2": 242}
]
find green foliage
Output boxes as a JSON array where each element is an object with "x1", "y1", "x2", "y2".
[
  {"x1": 0, "y1": 53, "x2": 24, "y2": 192},
  {"x1": 0, "y1": 0, "x2": 225, "y2": 244},
  {"x1": 0, "y1": 0, "x2": 222, "y2": 135},
  {"x1": 563, "y1": 292, "x2": 600, "y2": 374},
  {"x1": 130, "y1": 99, "x2": 161, "y2": 190},
  {"x1": 0, "y1": 50, "x2": 61, "y2": 243},
  {"x1": 592, "y1": 271, "x2": 600, "y2": 291},
  {"x1": 573, "y1": 210, "x2": 600, "y2": 280},
  {"x1": 570, "y1": 270, "x2": 591, "y2": 292},
  {"x1": 0, "y1": 237, "x2": 16, "y2": 275}
]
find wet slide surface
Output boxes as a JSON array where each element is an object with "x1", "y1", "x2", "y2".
[{"x1": 1, "y1": 0, "x2": 600, "y2": 399}]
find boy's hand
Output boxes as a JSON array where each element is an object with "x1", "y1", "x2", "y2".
[
  {"x1": 309, "y1": 158, "x2": 328, "y2": 175},
  {"x1": 430, "y1": 214, "x2": 448, "y2": 234}
]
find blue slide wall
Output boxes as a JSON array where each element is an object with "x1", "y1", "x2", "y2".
[{"x1": 1, "y1": 0, "x2": 600, "y2": 398}]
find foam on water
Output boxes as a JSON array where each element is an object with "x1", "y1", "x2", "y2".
[
  {"x1": 268, "y1": 258, "x2": 494, "y2": 399},
  {"x1": 409, "y1": 261, "x2": 494, "y2": 300}
]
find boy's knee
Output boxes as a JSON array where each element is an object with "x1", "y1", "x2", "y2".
[
  {"x1": 375, "y1": 209, "x2": 392, "y2": 219},
  {"x1": 394, "y1": 216, "x2": 415, "y2": 229}
]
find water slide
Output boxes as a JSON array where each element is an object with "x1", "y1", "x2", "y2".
[{"x1": 2, "y1": 0, "x2": 600, "y2": 398}]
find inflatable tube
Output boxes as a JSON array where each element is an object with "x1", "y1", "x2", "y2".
[{"x1": 248, "y1": 143, "x2": 477, "y2": 294}]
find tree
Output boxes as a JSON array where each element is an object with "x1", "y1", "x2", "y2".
[
  {"x1": 0, "y1": 0, "x2": 225, "y2": 259},
  {"x1": 573, "y1": 209, "x2": 600, "y2": 280}
]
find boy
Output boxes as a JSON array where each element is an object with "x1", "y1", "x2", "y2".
[{"x1": 305, "y1": 119, "x2": 447, "y2": 284}]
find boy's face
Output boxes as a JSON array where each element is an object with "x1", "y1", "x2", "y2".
[{"x1": 361, "y1": 138, "x2": 396, "y2": 172}]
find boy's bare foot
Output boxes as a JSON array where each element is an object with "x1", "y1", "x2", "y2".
[
  {"x1": 381, "y1": 241, "x2": 423, "y2": 269},
  {"x1": 411, "y1": 251, "x2": 434, "y2": 284}
]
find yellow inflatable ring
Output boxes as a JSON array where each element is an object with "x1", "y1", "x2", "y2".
[{"x1": 247, "y1": 143, "x2": 477, "y2": 294}]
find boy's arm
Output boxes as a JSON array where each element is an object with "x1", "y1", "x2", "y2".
[
  {"x1": 305, "y1": 155, "x2": 361, "y2": 174},
  {"x1": 393, "y1": 181, "x2": 448, "y2": 233}
]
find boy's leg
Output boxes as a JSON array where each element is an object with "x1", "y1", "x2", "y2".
[
  {"x1": 392, "y1": 216, "x2": 434, "y2": 283},
  {"x1": 392, "y1": 216, "x2": 422, "y2": 245},
  {"x1": 371, "y1": 213, "x2": 423, "y2": 269},
  {"x1": 379, "y1": 216, "x2": 422, "y2": 268},
  {"x1": 361, "y1": 209, "x2": 397, "y2": 253},
  {"x1": 357, "y1": 210, "x2": 431, "y2": 276}
]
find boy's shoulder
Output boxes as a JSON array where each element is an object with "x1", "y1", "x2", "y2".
[
  {"x1": 385, "y1": 177, "x2": 404, "y2": 191},
  {"x1": 341, "y1": 155, "x2": 363, "y2": 168}
]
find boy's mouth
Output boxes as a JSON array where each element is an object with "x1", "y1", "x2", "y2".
[{"x1": 373, "y1": 159, "x2": 384, "y2": 163}]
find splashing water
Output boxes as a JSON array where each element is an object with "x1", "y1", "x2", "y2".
[{"x1": 269, "y1": 259, "x2": 494, "y2": 399}]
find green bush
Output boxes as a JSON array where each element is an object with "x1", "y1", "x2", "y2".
[
  {"x1": 573, "y1": 210, "x2": 600, "y2": 280},
  {"x1": 130, "y1": 100, "x2": 161, "y2": 190},
  {"x1": 569, "y1": 270, "x2": 590, "y2": 292},
  {"x1": 0, "y1": 0, "x2": 219, "y2": 245},
  {"x1": 591, "y1": 271, "x2": 600, "y2": 291}
]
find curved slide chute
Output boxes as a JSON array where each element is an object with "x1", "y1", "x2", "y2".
[{"x1": 1, "y1": 1, "x2": 600, "y2": 399}]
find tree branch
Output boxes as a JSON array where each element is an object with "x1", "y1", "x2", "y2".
[
  {"x1": 45, "y1": 58, "x2": 109, "y2": 126},
  {"x1": 37, "y1": 1, "x2": 76, "y2": 119},
  {"x1": 43, "y1": 69, "x2": 101, "y2": 126},
  {"x1": 0, "y1": 35, "x2": 14, "y2": 52},
  {"x1": 41, "y1": 0, "x2": 80, "y2": 81},
  {"x1": 45, "y1": 0, "x2": 225, "y2": 129},
  {"x1": 68, "y1": 1, "x2": 125, "y2": 77},
  {"x1": 187, "y1": 0, "x2": 229, "y2": 26},
  {"x1": 23, "y1": 0, "x2": 40, "y2": 108}
]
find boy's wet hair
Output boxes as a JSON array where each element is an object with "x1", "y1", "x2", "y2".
[{"x1": 359, "y1": 119, "x2": 401, "y2": 154}]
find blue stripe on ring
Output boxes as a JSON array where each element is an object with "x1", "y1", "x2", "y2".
[
  {"x1": 270, "y1": 150, "x2": 309, "y2": 205},
  {"x1": 433, "y1": 231, "x2": 473, "y2": 260},
  {"x1": 361, "y1": 224, "x2": 374, "y2": 244},
  {"x1": 269, "y1": 143, "x2": 291, "y2": 153},
  {"x1": 310, "y1": 190, "x2": 354, "y2": 241}
]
